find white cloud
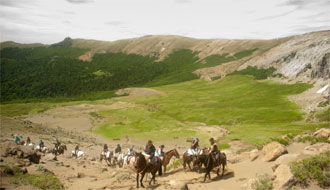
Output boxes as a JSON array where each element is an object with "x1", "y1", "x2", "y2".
[{"x1": 0, "y1": 0, "x2": 329, "y2": 44}]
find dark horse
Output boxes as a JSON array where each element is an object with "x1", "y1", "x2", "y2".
[
  {"x1": 162, "y1": 149, "x2": 180, "y2": 173},
  {"x1": 53, "y1": 145, "x2": 67, "y2": 155},
  {"x1": 134, "y1": 152, "x2": 162, "y2": 188},
  {"x1": 202, "y1": 152, "x2": 227, "y2": 182}
]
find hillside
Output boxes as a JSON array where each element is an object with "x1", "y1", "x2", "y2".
[{"x1": 1, "y1": 31, "x2": 329, "y2": 114}]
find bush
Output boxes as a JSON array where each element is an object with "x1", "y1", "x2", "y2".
[
  {"x1": 167, "y1": 158, "x2": 183, "y2": 171},
  {"x1": 251, "y1": 174, "x2": 273, "y2": 190},
  {"x1": 290, "y1": 151, "x2": 330, "y2": 188},
  {"x1": 228, "y1": 66, "x2": 276, "y2": 80},
  {"x1": 0, "y1": 164, "x2": 64, "y2": 190},
  {"x1": 298, "y1": 136, "x2": 329, "y2": 145}
]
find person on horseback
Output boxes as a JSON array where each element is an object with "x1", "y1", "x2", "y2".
[
  {"x1": 156, "y1": 145, "x2": 165, "y2": 161},
  {"x1": 143, "y1": 140, "x2": 156, "y2": 165},
  {"x1": 188, "y1": 137, "x2": 199, "y2": 156},
  {"x1": 209, "y1": 137, "x2": 220, "y2": 164},
  {"x1": 115, "y1": 144, "x2": 121, "y2": 154},
  {"x1": 74, "y1": 144, "x2": 79, "y2": 157},
  {"x1": 14, "y1": 136, "x2": 20, "y2": 144},
  {"x1": 104, "y1": 144, "x2": 109, "y2": 152},
  {"x1": 127, "y1": 145, "x2": 134, "y2": 156},
  {"x1": 39, "y1": 139, "x2": 44, "y2": 148},
  {"x1": 26, "y1": 137, "x2": 31, "y2": 145}
]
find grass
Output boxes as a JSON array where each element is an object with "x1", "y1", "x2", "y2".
[
  {"x1": 94, "y1": 75, "x2": 327, "y2": 144},
  {"x1": 0, "y1": 90, "x2": 121, "y2": 117},
  {"x1": 228, "y1": 66, "x2": 276, "y2": 80},
  {"x1": 290, "y1": 151, "x2": 330, "y2": 188},
  {"x1": 316, "y1": 108, "x2": 330, "y2": 122},
  {"x1": 167, "y1": 158, "x2": 183, "y2": 171},
  {"x1": 0, "y1": 164, "x2": 64, "y2": 190},
  {"x1": 251, "y1": 174, "x2": 273, "y2": 190}
]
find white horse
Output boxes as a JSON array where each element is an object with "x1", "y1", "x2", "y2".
[
  {"x1": 24, "y1": 142, "x2": 35, "y2": 150},
  {"x1": 72, "y1": 150, "x2": 85, "y2": 158},
  {"x1": 35, "y1": 145, "x2": 49, "y2": 153},
  {"x1": 115, "y1": 153, "x2": 125, "y2": 167},
  {"x1": 100, "y1": 151, "x2": 113, "y2": 166}
]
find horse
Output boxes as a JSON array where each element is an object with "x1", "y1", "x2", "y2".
[
  {"x1": 72, "y1": 150, "x2": 86, "y2": 158},
  {"x1": 115, "y1": 152, "x2": 125, "y2": 167},
  {"x1": 35, "y1": 145, "x2": 49, "y2": 153},
  {"x1": 24, "y1": 142, "x2": 35, "y2": 149},
  {"x1": 17, "y1": 141, "x2": 25, "y2": 146},
  {"x1": 162, "y1": 149, "x2": 180, "y2": 173},
  {"x1": 134, "y1": 152, "x2": 162, "y2": 188},
  {"x1": 182, "y1": 150, "x2": 197, "y2": 170},
  {"x1": 201, "y1": 152, "x2": 227, "y2": 182},
  {"x1": 100, "y1": 151, "x2": 114, "y2": 166},
  {"x1": 53, "y1": 145, "x2": 67, "y2": 155}
]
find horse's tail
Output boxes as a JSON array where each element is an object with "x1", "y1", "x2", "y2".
[{"x1": 158, "y1": 163, "x2": 163, "y2": 176}]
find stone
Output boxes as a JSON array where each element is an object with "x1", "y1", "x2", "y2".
[
  {"x1": 249, "y1": 149, "x2": 259, "y2": 161},
  {"x1": 272, "y1": 164, "x2": 296, "y2": 190},
  {"x1": 261, "y1": 142, "x2": 288, "y2": 162},
  {"x1": 303, "y1": 143, "x2": 330, "y2": 156},
  {"x1": 271, "y1": 154, "x2": 298, "y2": 171},
  {"x1": 77, "y1": 172, "x2": 85, "y2": 178},
  {"x1": 313, "y1": 128, "x2": 330, "y2": 138}
]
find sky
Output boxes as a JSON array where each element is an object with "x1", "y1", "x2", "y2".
[{"x1": 0, "y1": 0, "x2": 329, "y2": 44}]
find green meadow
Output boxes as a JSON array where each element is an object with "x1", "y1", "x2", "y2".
[{"x1": 94, "y1": 75, "x2": 327, "y2": 144}]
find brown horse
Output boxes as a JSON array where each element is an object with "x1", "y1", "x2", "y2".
[
  {"x1": 53, "y1": 145, "x2": 67, "y2": 155},
  {"x1": 202, "y1": 152, "x2": 227, "y2": 182},
  {"x1": 17, "y1": 141, "x2": 25, "y2": 145},
  {"x1": 162, "y1": 149, "x2": 180, "y2": 173},
  {"x1": 182, "y1": 151, "x2": 195, "y2": 170},
  {"x1": 134, "y1": 152, "x2": 162, "y2": 188}
]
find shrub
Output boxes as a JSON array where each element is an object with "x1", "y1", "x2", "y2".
[
  {"x1": 290, "y1": 151, "x2": 330, "y2": 188},
  {"x1": 167, "y1": 158, "x2": 183, "y2": 171},
  {"x1": 251, "y1": 174, "x2": 273, "y2": 190},
  {"x1": 298, "y1": 136, "x2": 329, "y2": 145}
]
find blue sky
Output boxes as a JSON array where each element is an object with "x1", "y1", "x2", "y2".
[{"x1": 0, "y1": 0, "x2": 329, "y2": 44}]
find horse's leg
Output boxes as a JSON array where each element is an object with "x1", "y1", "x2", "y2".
[
  {"x1": 217, "y1": 168, "x2": 220, "y2": 177},
  {"x1": 204, "y1": 172, "x2": 208, "y2": 182},
  {"x1": 136, "y1": 173, "x2": 139, "y2": 188},
  {"x1": 209, "y1": 171, "x2": 211, "y2": 180},
  {"x1": 164, "y1": 164, "x2": 167, "y2": 173},
  {"x1": 140, "y1": 172, "x2": 145, "y2": 188},
  {"x1": 222, "y1": 163, "x2": 225, "y2": 176}
]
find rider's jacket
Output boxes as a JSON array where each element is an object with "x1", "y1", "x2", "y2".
[
  {"x1": 145, "y1": 144, "x2": 156, "y2": 157},
  {"x1": 115, "y1": 146, "x2": 121, "y2": 153},
  {"x1": 191, "y1": 140, "x2": 199, "y2": 149}
]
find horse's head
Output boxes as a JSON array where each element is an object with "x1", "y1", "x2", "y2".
[{"x1": 174, "y1": 149, "x2": 180, "y2": 158}]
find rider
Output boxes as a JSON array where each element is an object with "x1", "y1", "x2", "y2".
[
  {"x1": 189, "y1": 137, "x2": 199, "y2": 156},
  {"x1": 14, "y1": 136, "x2": 21, "y2": 144},
  {"x1": 74, "y1": 144, "x2": 79, "y2": 157},
  {"x1": 39, "y1": 139, "x2": 45, "y2": 148},
  {"x1": 128, "y1": 145, "x2": 134, "y2": 155},
  {"x1": 115, "y1": 144, "x2": 121, "y2": 154},
  {"x1": 156, "y1": 145, "x2": 165, "y2": 161},
  {"x1": 144, "y1": 140, "x2": 156, "y2": 165},
  {"x1": 26, "y1": 137, "x2": 31, "y2": 145},
  {"x1": 103, "y1": 144, "x2": 109, "y2": 153},
  {"x1": 209, "y1": 137, "x2": 219, "y2": 163}
]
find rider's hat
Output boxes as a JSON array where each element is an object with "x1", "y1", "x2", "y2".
[
  {"x1": 194, "y1": 137, "x2": 199, "y2": 141},
  {"x1": 148, "y1": 140, "x2": 153, "y2": 144},
  {"x1": 209, "y1": 137, "x2": 215, "y2": 142},
  {"x1": 160, "y1": 145, "x2": 165, "y2": 148}
]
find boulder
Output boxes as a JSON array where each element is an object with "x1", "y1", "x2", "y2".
[
  {"x1": 313, "y1": 128, "x2": 330, "y2": 138},
  {"x1": 0, "y1": 140, "x2": 40, "y2": 164},
  {"x1": 272, "y1": 164, "x2": 296, "y2": 190},
  {"x1": 261, "y1": 142, "x2": 288, "y2": 162},
  {"x1": 241, "y1": 178, "x2": 257, "y2": 190},
  {"x1": 271, "y1": 154, "x2": 298, "y2": 171},
  {"x1": 249, "y1": 149, "x2": 259, "y2": 161},
  {"x1": 303, "y1": 143, "x2": 330, "y2": 156},
  {"x1": 169, "y1": 180, "x2": 189, "y2": 190}
]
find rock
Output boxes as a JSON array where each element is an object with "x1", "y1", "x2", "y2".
[
  {"x1": 249, "y1": 149, "x2": 259, "y2": 161},
  {"x1": 65, "y1": 164, "x2": 70, "y2": 168},
  {"x1": 101, "y1": 168, "x2": 108, "y2": 173},
  {"x1": 241, "y1": 178, "x2": 257, "y2": 190},
  {"x1": 261, "y1": 142, "x2": 288, "y2": 162},
  {"x1": 169, "y1": 180, "x2": 189, "y2": 190},
  {"x1": 303, "y1": 143, "x2": 330, "y2": 156},
  {"x1": 313, "y1": 128, "x2": 330, "y2": 138},
  {"x1": 272, "y1": 164, "x2": 296, "y2": 190},
  {"x1": 293, "y1": 134, "x2": 309, "y2": 142},
  {"x1": 77, "y1": 172, "x2": 85, "y2": 178},
  {"x1": 271, "y1": 154, "x2": 298, "y2": 171}
]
